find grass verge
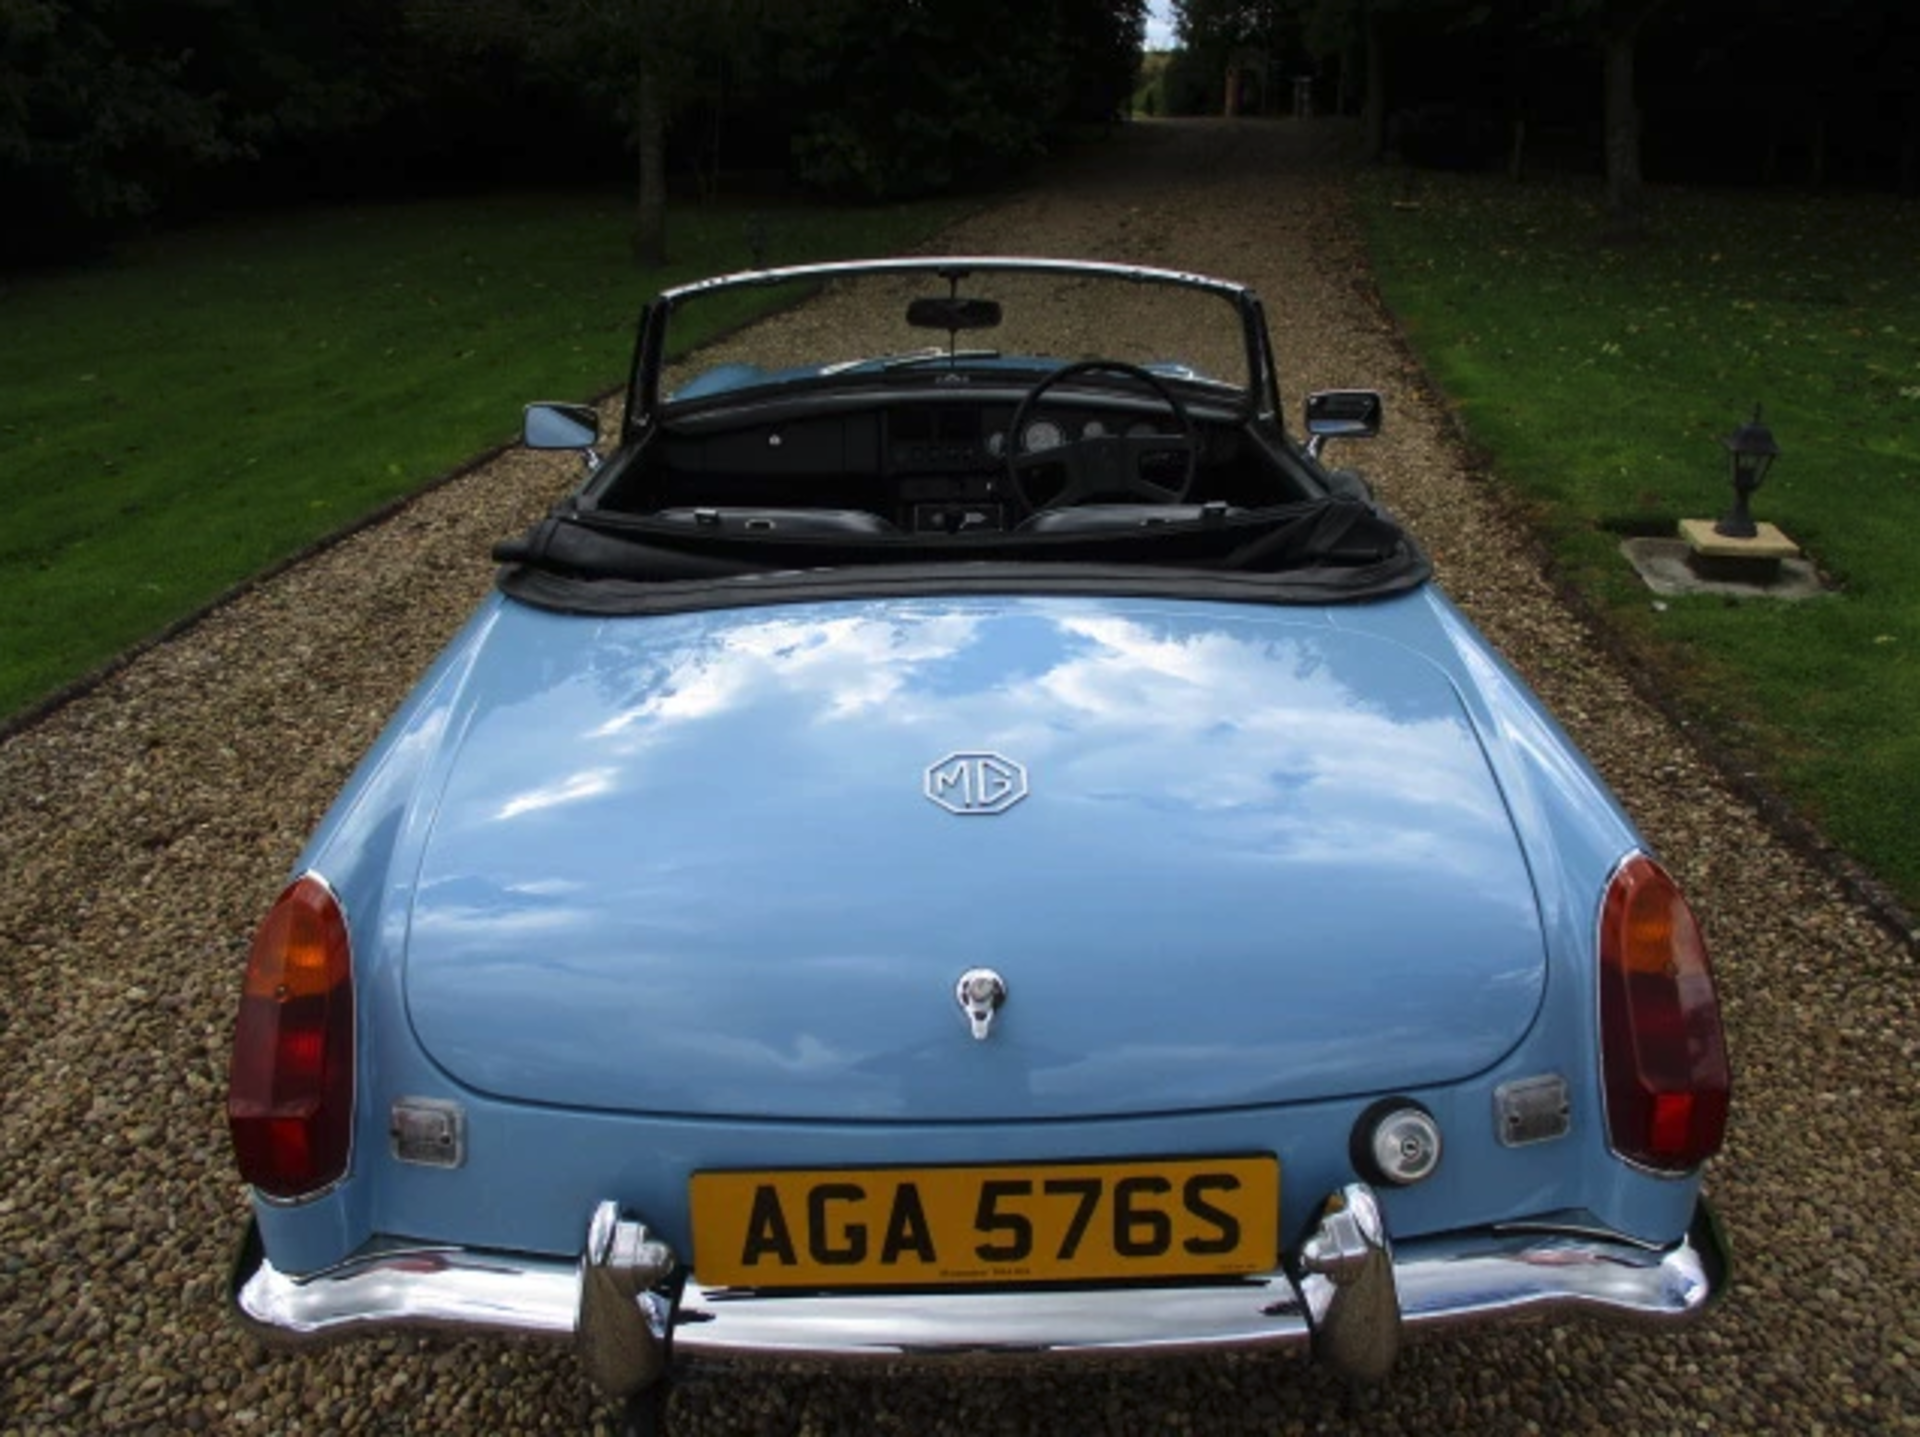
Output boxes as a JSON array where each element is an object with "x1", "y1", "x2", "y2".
[
  {"x1": 0, "y1": 191, "x2": 964, "y2": 720},
  {"x1": 1357, "y1": 169, "x2": 1920, "y2": 911}
]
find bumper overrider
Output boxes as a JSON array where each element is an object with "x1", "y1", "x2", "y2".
[{"x1": 231, "y1": 1184, "x2": 1728, "y2": 1397}]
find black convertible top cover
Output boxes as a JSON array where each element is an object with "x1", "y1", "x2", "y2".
[{"x1": 494, "y1": 498, "x2": 1430, "y2": 617}]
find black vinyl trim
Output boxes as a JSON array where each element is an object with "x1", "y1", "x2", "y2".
[
  {"x1": 497, "y1": 555, "x2": 1430, "y2": 618},
  {"x1": 492, "y1": 497, "x2": 1429, "y2": 616}
]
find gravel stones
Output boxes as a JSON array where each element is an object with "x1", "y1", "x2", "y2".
[{"x1": 3, "y1": 120, "x2": 1916, "y2": 1433}]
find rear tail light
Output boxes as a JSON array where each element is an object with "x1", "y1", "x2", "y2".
[
  {"x1": 227, "y1": 875, "x2": 355, "y2": 1200},
  {"x1": 1598, "y1": 855, "x2": 1730, "y2": 1172}
]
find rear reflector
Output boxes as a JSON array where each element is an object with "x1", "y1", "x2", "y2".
[
  {"x1": 228, "y1": 875, "x2": 355, "y2": 1200},
  {"x1": 1598, "y1": 855, "x2": 1730, "y2": 1172}
]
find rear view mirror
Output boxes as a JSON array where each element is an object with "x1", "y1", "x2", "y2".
[
  {"x1": 906, "y1": 296, "x2": 1003, "y2": 332},
  {"x1": 523, "y1": 402, "x2": 601, "y2": 450}
]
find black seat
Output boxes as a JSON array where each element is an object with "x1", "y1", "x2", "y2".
[
  {"x1": 1017, "y1": 503, "x2": 1239, "y2": 535},
  {"x1": 649, "y1": 508, "x2": 899, "y2": 535}
]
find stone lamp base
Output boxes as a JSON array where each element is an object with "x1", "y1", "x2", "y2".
[{"x1": 1679, "y1": 519, "x2": 1801, "y2": 585}]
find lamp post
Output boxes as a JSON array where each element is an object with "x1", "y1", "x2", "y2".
[{"x1": 1714, "y1": 404, "x2": 1781, "y2": 539}]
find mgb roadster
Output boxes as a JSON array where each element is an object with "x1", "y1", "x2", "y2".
[{"x1": 227, "y1": 257, "x2": 1730, "y2": 1428}]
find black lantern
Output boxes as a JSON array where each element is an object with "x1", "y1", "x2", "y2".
[{"x1": 1714, "y1": 404, "x2": 1781, "y2": 539}]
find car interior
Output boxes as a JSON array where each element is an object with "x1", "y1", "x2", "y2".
[
  {"x1": 501, "y1": 268, "x2": 1411, "y2": 593},
  {"x1": 587, "y1": 382, "x2": 1324, "y2": 538}
]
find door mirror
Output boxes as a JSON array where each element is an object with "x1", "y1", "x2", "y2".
[
  {"x1": 523, "y1": 402, "x2": 601, "y2": 450},
  {"x1": 1304, "y1": 389, "x2": 1383, "y2": 441}
]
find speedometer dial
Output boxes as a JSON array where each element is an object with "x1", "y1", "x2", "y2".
[{"x1": 1021, "y1": 419, "x2": 1066, "y2": 454}]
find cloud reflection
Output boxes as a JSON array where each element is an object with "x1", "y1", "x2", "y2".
[
  {"x1": 528, "y1": 601, "x2": 1508, "y2": 876},
  {"x1": 496, "y1": 767, "x2": 617, "y2": 820},
  {"x1": 408, "y1": 596, "x2": 1544, "y2": 1120}
]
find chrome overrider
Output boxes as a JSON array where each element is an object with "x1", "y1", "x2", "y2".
[{"x1": 231, "y1": 1184, "x2": 1727, "y2": 1398}]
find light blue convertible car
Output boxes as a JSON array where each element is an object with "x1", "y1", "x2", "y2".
[{"x1": 227, "y1": 257, "x2": 1730, "y2": 1430}]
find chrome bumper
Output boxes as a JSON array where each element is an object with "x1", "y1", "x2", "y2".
[{"x1": 232, "y1": 1185, "x2": 1727, "y2": 1397}]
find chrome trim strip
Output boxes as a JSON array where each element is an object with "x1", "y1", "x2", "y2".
[
  {"x1": 676, "y1": 1275, "x2": 1311, "y2": 1358},
  {"x1": 231, "y1": 1222, "x2": 576, "y2": 1342},
  {"x1": 657, "y1": 256, "x2": 1253, "y2": 309},
  {"x1": 233, "y1": 1201, "x2": 1725, "y2": 1364}
]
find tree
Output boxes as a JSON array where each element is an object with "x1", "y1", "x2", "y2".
[
  {"x1": 1560, "y1": 0, "x2": 1669, "y2": 236},
  {"x1": 1177, "y1": 0, "x2": 1478, "y2": 127},
  {"x1": 2, "y1": 0, "x2": 234, "y2": 254},
  {"x1": 1173, "y1": 0, "x2": 1298, "y2": 115},
  {"x1": 1294, "y1": 0, "x2": 1666, "y2": 225},
  {"x1": 3, "y1": 0, "x2": 1162, "y2": 262},
  {"x1": 405, "y1": 0, "x2": 761, "y2": 263},
  {"x1": 1056, "y1": 0, "x2": 1150, "y2": 124},
  {"x1": 784, "y1": 0, "x2": 1114, "y2": 198}
]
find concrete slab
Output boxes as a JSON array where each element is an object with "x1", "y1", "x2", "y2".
[{"x1": 1621, "y1": 537, "x2": 1828, "y2": 600}]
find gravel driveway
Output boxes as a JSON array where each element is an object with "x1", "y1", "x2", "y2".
[{"x1": 2, "y1": 119, "x2": 1915, "y2": 1435}]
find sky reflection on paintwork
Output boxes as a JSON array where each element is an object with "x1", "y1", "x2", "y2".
[
  {"x1": 410, "y1": 597, "x2": 1545, "y2": 1120},
  {"x1": 517, "y1": 601, "x2": 1510, "y2": 874}
]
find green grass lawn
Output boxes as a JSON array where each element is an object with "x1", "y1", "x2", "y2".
[
  {"x1": 0, "y1": 191, "x2": 963, "y2": 720},
  {"x1": 1357, "y1": 170, "x2": 1920, "y2": 908}
]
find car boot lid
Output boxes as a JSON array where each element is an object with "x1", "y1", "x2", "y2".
[{"x1": 401, "y1": 594, "x2": 1547, "y2": 1120}]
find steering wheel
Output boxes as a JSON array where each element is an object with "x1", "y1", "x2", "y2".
[{"x1": 1004, "y1": 360, "x2": 1198, "y2": 513}]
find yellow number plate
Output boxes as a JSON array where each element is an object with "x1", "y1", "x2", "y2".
[{"x1": 690, "y1": 1155, "x2": 1278, "y2": 1289}]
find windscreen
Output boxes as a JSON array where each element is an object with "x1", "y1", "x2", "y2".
[{"x1": 656, "y1": 266, "x2": 1257, "y2": 410}]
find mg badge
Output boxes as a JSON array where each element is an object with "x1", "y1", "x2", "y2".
[
  {"x1": 924, "y1": 752, "x2": 1028, "y2": 816},
  {"x1": 955, "y1": 968, "x2": 1008, "y2": 1040}
]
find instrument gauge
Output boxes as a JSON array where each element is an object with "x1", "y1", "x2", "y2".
[{"x1": 1022, "y1": 419, "x2": 1066, "y2": 454}]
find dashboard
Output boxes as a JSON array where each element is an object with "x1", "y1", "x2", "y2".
[
  {"x1": 643, "y1": 396, "x2": 1253, "y2": 533},
  {"x1": 886, "y1": 403, "x2": 1190, "y2": 532},
  {"x1": 887, "y1": 403, "x2": 1180, "y2": 468}
]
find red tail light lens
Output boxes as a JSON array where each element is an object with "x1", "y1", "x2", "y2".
[
  {"x1": 1598, "y1": 855, "x2": 1730, "y2": 1172},
  {"x1": 227, "y1": 876, "x2": 355, "y2": 1200}
]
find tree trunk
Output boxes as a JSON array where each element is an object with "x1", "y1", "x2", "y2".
[
  {"x1": 634, "y1": 66, "x2": 667, "y2": 267},
  {"x1": 1503, "y1": 0, "x2": 1526, "y2": 183},
  {"x1": 1361, "y1": 8, "x2": 1386, "y2": 162},
  {"x1": 1602, "y1": 29, "x2": 1643, "y2": 238}
]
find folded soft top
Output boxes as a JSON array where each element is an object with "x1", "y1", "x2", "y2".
[{"x1": 495, "y1": 497, "x2": 1430, "y2": 616}]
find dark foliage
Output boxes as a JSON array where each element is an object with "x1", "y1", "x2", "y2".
[
  {"x1": 784, "y1": 0, "x2": 1062, "y2": 198},
  {"x1": 5, "y1": 0, "x2": 1147, "y2": 265},
  {"x1": 1159, "y1": 0, "x2": 1920, "y2": 196},
  {"x1": 11, "y1": 0, "x2": 1917, "y2": 268}
]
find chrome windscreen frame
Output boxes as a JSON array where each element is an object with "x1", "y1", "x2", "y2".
[{"x1": 622, "y1": 256, "x2": 1285, "y2": 441}]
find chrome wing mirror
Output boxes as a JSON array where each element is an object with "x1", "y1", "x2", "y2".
[
  {"x1": 1304, "y1": 390, "x2": 1383, "y2": 460},
  {"x1": 523, "y1": 401, "x2": 603, "y2": 475}
]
